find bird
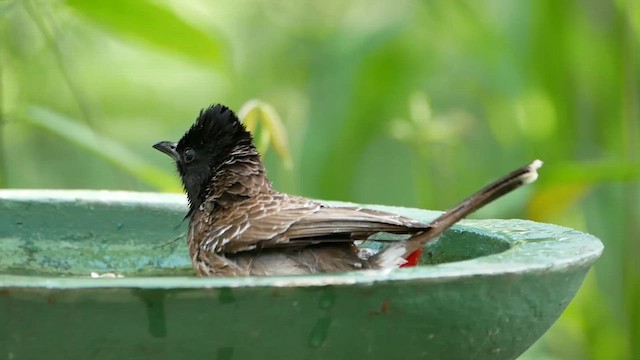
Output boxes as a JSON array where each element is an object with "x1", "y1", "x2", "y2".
[{"x1": 153, "y1": 104, "x2": 542, "y2": 277}]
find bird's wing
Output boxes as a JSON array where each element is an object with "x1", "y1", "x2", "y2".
[
  {"x1": 201, "y1": 193, "x2": 428, "y2": 254},
  {"x1": 284, "y1": 206, "x2": 427, "y2": 239}
]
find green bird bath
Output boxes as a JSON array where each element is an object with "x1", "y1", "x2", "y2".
[{"x1": 0, "y1": 190, "x2": 603, "y2": 359}]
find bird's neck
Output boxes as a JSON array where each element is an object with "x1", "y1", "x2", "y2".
[{"x1": 192, "y1": 144, "x2": 272, "y2": 215}]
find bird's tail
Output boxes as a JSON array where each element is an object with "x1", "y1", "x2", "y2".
[{"x1": 369, "y1": 160, "x2": 543, "y2": 268}]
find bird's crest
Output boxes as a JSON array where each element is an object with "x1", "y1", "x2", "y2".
[{"x1": 177, "y1": 104, "x2": 251, "y2": 152}]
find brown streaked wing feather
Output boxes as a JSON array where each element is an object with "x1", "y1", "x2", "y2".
[
  {"x1": 205, "y1": 193, "x2": 429, "y2": 254},
  {"x1": 203, "y1": 193, "x2": 321, "y2": 253},
  {"x1": 283, "y1": 207, "x2": 428, "y2": 239}
]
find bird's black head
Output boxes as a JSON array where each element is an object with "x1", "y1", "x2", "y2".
[{"x1": 153, "y1": 104, "x2": 254, "y2": 211}]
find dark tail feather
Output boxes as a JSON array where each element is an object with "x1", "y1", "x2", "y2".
[{"x1": 370, "y1": 160, "x2": 543, "y2": 268}]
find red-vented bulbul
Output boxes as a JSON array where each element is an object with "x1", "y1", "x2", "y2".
[{"x1": 153, "y1": 104, "x2": 542, "y2": 276}]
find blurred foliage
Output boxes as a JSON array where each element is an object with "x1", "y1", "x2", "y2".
[
  {"x1": 238, "y1": 99, "x2": 292, "y2": 169},
  {"x1": 0, "y1": 0, "x2": 639, "y2": 358}
]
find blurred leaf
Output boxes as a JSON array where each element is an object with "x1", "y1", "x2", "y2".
[
  {"x1": 516, "y1": 89, "x2": 557, "y2": 141},
  {"x1": 529, "y1": 160, "x2": 640, "y2": 221},
  {"x1": 391, "y1": 92, "x2": 472, "y2": 145},
  {"x1": 238, "y1": 100, "x2": 293, "y2": 170},
  {"x1": 23, "y1": 106, "x2": 181, "y2": 192},
  {"x1": 539, "y1": 160, "x2": 640, "y2": 185},
  {"x1": 65, "y1": 0, "x2": 227, "y2": 67},
  {"x1": 528, "y1": 183, "x2": 591, "y2": 222},
  {"x1": 0, "y1": 1, "x2": 14, "y2": 15}
]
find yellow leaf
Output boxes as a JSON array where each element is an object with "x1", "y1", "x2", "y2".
[{"x1": 238, "y1": 100, "x2": 293, "y2": 169}]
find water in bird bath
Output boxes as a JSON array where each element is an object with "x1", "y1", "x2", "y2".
[{"x1": 0, "y1": 225, "x2": 511, "y2": 278}]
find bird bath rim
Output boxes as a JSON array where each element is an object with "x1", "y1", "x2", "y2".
[{"x1": 0, "y1": 189, "x2": 603, "y2": 289}]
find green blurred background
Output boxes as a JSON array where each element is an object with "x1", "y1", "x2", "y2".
[{"x1": 1, "y1": 0, "x2": 638, "y2": 358}]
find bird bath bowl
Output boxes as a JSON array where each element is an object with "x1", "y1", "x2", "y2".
[{"x1": 0, "y1": 190, "x2": 603, "y2": 359}]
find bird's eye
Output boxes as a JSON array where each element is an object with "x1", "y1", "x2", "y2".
[{"x1": 183, "y1": 148, "x2": 196, "y2": 163}]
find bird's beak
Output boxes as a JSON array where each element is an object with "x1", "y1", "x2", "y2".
[{"x1": 153, "y1": 141, "x2": 179, "y2": 161}]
